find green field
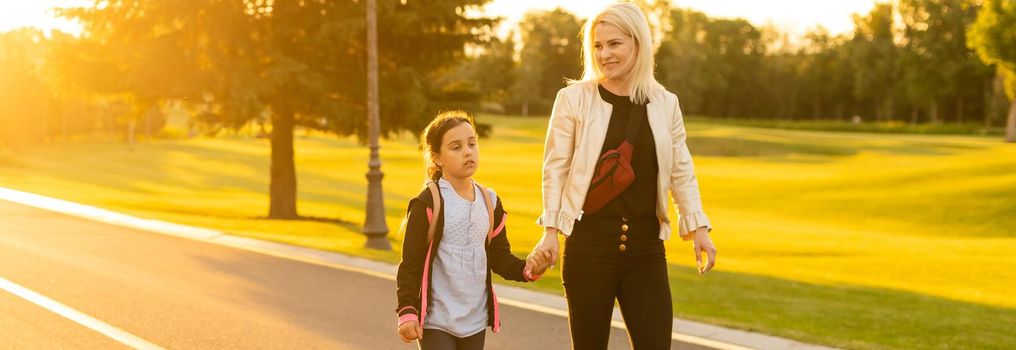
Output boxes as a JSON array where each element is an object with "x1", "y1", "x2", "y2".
[{"x1": 1, "y1": 116, "x2": 1014, "y2": 349}]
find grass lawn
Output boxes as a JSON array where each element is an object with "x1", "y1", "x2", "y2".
[
  {"x1": 1, "y1": 115, "x2": 1014, "y2": 349},
  {"x1": 685, "y1": 116, "x2": 1005, "y2": 136}
]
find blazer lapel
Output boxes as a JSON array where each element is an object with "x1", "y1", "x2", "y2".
[{"x1": 584, "y1": 86, "x2": 613, "y2": 162}]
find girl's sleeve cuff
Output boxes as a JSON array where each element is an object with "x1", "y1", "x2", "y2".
[
  {"x1": 397, "y1": 313, "x2": 419, "y2": 327},
  {"x1": 524, "y1": 269, "x2": 543, "y2": 281}
]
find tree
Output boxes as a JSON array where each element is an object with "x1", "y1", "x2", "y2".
[
  {"x1": 789, "y1": 28, "x2": 856, "y2": 121},
  {"x1": 511, "y1": 8, "x2": 582, "y2": 116},
  {"x1": 757, "y1": 24, "x2": 801, "y2": 120},
  {"x1": 0, "y1": 29, "x2": 52, "y2": 146},
  {"x1": 899, "y1": 0, "x2": 987, "y2": 124},
  {"x1": 451, "y1": 34, "x2": 517, "y2": 111},
  {"x1": 968, "y1": 0, "x2": 1016, "y2": 141},
  {"x1": 656, "y1": 9, "x2": 712, "y2": 115},
  {"x1": 56, "y1": 2, "x2": 197, "y2": 148},
  {"x1": 61, "y1": 0, "x2": 495, "y2": 219},
  {"x1": 43, "y1": 31, "x2": 102, "y2": 141},
  {"x1": 658, "y1": 9, "x2": 764, "y2": 118},
  {"x1": 852, "y1": 3, "x2": 900, "y2": 121}
]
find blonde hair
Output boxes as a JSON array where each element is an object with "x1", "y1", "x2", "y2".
[{"x1": 572, "y1": 2, "x2": 661, "y2": 104}]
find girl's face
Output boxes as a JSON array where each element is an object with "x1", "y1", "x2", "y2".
[
  {"x1": 433, "y1": 122, "x2": 479, "y2": 180},
  {"x1": 593, "y1": 22, "x2": 637, "y2": 83}
]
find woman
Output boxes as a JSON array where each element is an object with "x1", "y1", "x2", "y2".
[{"x1": 529, "y1": 3, "x2": 717, "y2": 349}]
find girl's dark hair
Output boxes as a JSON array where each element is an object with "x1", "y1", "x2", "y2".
[{"x1": 421, "y1": 111, "x2": 475, "y2": 182}]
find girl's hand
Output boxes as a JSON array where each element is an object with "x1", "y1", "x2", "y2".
[
  {"x1": 692, "y1": 227, "x2": 716, "y2": 275},
  {"x1": 398, "y1": 320, "x2": 423, "y2": 342}
]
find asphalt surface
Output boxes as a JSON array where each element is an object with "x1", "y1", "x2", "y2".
[{"x1": 0, "y1": 199, "x2": 711, "y2": 349}]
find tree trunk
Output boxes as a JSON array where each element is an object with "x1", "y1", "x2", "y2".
[
  {"x1": 874, "y1": 99, "x2": 883, "y2": 122},
  {"x1": 269, "y1": 111, "x2": 299, "y2": 219},
  {"x1": 787, "y1": 88, "x2": 798, "y2": 121},
  {"x1": 984, "y1": 78, "x2": 993, "y2": 130},
  {"x1": 929, "y1": 101, "x2": 939, "y2": 124},
  {"x1": 144, "y1": 106, "x2": 153, "y2": 138},
  {"x1": 721, "y1": 88, "x2": 732, "y2": 118},
  {"x1": 957, "y1": 97, "x2": 965, "y2": 124},
  {"x1": 987, "y1": 75, "x2": 1003, "y2": 129},
  {"x1": 885, "y1": 95, "x2": 895, "y2": 122},
  {"x1": 1005, "y1": 100, "x2": 1016, "y2": 143},
  {"x1": 127, "y1": 119, "x2": 136, "y2": 150},
  {"x1": 910, "y1": 107, "x2": 919, "y2": 125},
  {"x1": 813, "y1": 98, "x2": 822, "y2": 121}
]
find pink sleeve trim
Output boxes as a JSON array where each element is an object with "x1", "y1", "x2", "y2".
[
  {"x1": 524, "y1": 269, "x2": 543, "y2": 281},
  {"x1": 398, "y1": 313, "x2": 419, "y2": 326}
]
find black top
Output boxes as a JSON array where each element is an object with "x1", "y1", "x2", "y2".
[{"x1": 592, "y1": 84, "x2": 659, "y2": 218}]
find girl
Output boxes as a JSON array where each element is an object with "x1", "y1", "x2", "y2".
[{"x1": 395, "y1": 111, "x2": 552, "y2": 350}]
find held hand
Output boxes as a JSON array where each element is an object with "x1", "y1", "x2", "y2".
[
  {"x1": 398, "y1": 320, "x2": 423, "y2": 342},
  {"x1": 692, "y1": 227, "x2": 717, "y2": 275},
  {"x1": 529, "y1": 228, "x2": 560, "y2": 268},
  {"x1": 526, "y1": 249, "x2": 553, "y2": 275},
  {"x1": 524, "y1": 255, "x2": 536, "y2": 276}
]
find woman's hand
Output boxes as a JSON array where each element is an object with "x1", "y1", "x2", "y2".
[
  {"x1": 525, "y1": 249, "x2": 553, "y2": 276},
  {"x1": 398, "y1": 320, "x2": 423, "y2": 342},
  {"x1": 692, "y1": 227, "x2": 716, "y2": 275},
  {"x1": 529, "y1": 228, "x2": 561, "y2": 269}
]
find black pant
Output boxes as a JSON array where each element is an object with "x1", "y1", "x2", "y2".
[
  {"x1": 562, "y1": 214, "x2": 673, "y2": 350},
  {"x1": 418, "y1": 329, "x2": 485, "y2": 350}
]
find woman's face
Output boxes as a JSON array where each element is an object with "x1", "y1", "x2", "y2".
[
  {"x1": 433, "y1": 122, "x2": 479, "y2": 180},
  {"x1": 593, "y1": 22, "x2": 637, "y2": 83}
]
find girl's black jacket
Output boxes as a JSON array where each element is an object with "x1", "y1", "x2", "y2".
[{"x1": 395, "y1": 185, "x2": 535, "y2": 333}]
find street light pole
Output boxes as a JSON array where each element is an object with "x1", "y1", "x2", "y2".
[{"x1": 363, "y1": 0, "x2": 390, "y2": 250}]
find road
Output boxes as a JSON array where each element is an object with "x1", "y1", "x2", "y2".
[{"x1": 0, "y1": 199, "x2": 713, "y2": 349}]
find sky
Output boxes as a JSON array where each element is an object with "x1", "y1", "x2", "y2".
[
  {"x1": 0, "y1": 0, "x2": 87, "y2": 35},
  {"x1": 1, "y1": 1, "x2": 879, "y2": 39}
]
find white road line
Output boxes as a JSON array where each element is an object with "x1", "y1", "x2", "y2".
[
  {"x1": 0, "y1": 188, "x2": 222, "y2": 241},
  {"x1": 0, "y1": 276, "x2": 164, "y2": 350}
]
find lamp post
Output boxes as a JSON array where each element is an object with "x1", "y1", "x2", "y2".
[{"x1": 363, "y1": 0, "x2": 390, "y2": 250}]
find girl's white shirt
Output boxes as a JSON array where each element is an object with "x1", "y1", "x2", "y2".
[{"x1": 424, "y1": 177, "x2": 496, "y2": 337}]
